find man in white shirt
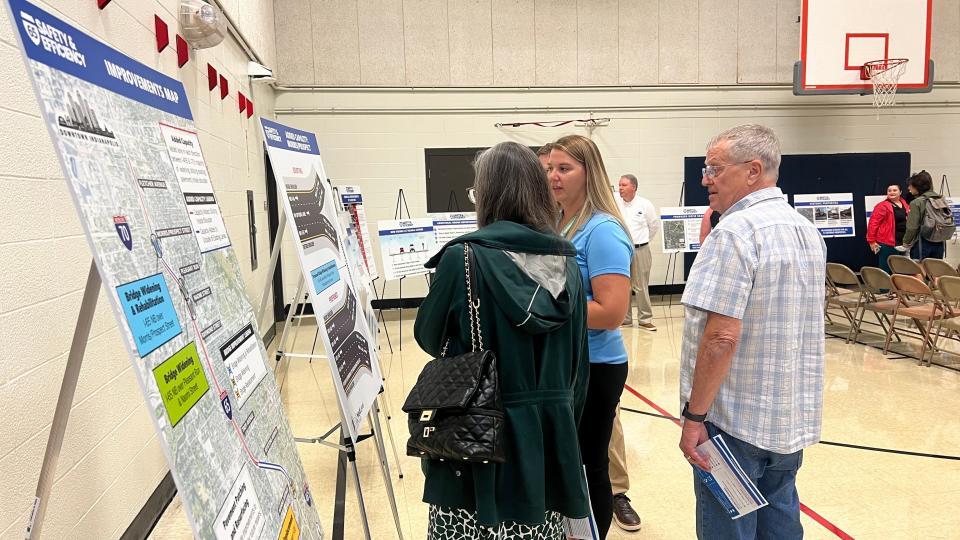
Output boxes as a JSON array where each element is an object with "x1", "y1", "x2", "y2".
[{"x1": 617, "y1": 174, "x2": 659, "y2": 331}]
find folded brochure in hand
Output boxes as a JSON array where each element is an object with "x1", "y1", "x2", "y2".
[{"x1": 694, "y1": 434, "x2": 769, "y2": 519}]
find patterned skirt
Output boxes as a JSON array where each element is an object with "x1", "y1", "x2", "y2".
[{"x1": 427, "y1": 505, "x2": 565, "y2": 540}]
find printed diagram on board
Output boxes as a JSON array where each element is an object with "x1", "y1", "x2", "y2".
[
  {"x1": 286, "y1": 172, "x2": 341, "y2": 255},
  {"x1": 283, "y1": 168, "x2": 377, "y2": 396},
  {"x1": 6, "y1": 1, "x2": 324, "y2": 535}
]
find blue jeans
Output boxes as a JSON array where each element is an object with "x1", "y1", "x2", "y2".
[
  {"x1": 694, "y1": 423, "x2": 804, "y2": 540},
  {"x1": 917, "y1": 239, "x2": 945, "y2": 260}
]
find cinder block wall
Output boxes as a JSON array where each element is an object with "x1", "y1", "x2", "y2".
[{"x1": 0, "y1": 1, "x2": 278, "y2": 537}]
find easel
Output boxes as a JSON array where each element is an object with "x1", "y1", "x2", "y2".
[
  {"x1": 446, "y1": 189, "x2": 462, "y2": 211},
  {"x1": 377, "y1": 188, "x2": 430, "y2": 351},
  {"x1": 331, "y1": 183, "x2": 394, "y2": 354},
  {"x1": 25, "y1": 262, "x2": 100, "y2": 539},
  {"x1": 255, "y1": 201, "x2": 406, "y2": 540},
  {"x1": 659, "y1": 183, "x2": 686, "y2": 310}
]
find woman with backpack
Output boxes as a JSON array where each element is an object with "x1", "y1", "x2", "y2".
[{"x1": 902, "y1": 170, "x2": 954, "y2": 260}]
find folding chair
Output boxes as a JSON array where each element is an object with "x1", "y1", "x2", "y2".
[
  {"x1": 921, "y1": 258, "x2": 958, "y2": 290},
  {"x1": 928, "y1": 275, "x2": 960, "y2": 367},
  {"x1": 825, "y1": 263, "x2": 863, "y2": 342},
  {"x1": 887, "y1": 255, "x2": 925, "y2": 277},
  {"x1": 886, "y1": 274, "x2": 945, "y2": 364},
  {"x1": 854, "y1": 267, "x2": 902, "y2": 345}
]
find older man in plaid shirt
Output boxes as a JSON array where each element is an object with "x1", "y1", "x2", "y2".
[{"x1": 678, "y1": 124, "x2": 826, "y2": 540}]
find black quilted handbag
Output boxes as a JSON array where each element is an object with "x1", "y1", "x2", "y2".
[{"x1": 402, "y1": 243, "x2": 505, "y2": 463}]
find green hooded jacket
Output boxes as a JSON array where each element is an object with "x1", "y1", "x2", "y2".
[{"x1": 413, "y1": 220, "x2": 591, "y2": 526}]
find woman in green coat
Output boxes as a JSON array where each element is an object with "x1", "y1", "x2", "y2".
[{"x1": 414, "y1": 141, "x2": 591, "y2": 539}]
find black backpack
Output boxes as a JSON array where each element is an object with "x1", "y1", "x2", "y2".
[{"x1": 920, "y1": 196, "x2": 956, "y2": 243}]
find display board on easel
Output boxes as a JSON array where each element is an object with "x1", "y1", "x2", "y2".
[
  {"x1": 260, "y1": 118, "x2": 383, "y2": 442},
  {"x1": 5, "y1": 1, "x2": 324, "y2": 538},
  {"x1": 339, "y1": 185, "x2": 379, "y2": 280}
]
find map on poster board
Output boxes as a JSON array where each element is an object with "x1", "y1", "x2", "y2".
[
  {"x1": 429, "y1": 212, "x2": 478, "y2": 258},
  {"x1": 660, "y1": 206, "x2": 708, "y2": 252},
  {"x1": 377, "y1": 219, "x2": 436, "y2": 280},
  {"x1": 338, "y1": 186, "x2": 379, "y2": 280},
  {"x1": 794, "y1": 193, "x2": 855, "y2": 238},
  {"x1": 3, "y1": 1, "x2": 324, "y2": 537},
  {"x1": 260, "y1": 118, "x2": 382, "y2": 441}
]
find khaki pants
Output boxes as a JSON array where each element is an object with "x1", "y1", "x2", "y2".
[
  {"x1": 609, "y1": 404, "x2": 629, "y2": 495},
  {"x1": 624, "y1": 244, "x2": 653, "y2": 324}
]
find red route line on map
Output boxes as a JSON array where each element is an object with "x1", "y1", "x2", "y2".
[
  {"x1": 622, "y1": 383, "x2": 855, "y2": 540},
  {"x1": 122, "y1": 138, "x2": 291, "y2": 483}
]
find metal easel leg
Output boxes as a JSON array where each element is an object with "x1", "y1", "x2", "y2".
[
  {"x1": 272, "y1": 275, "x2": 305, "y2": 371},
  {"x1": 26, "y1": 261, "x2": 100, "y2": 539},
  {"x1": 369, "y1": 406, "x2": 405, "y2": 539},
  {"x1": 257, "y1": 212, "x2": 286, "y2": 329},
  {"x1": 376, "y1": 393, "x2": 404, "y2": 479},
  {"x1": 373, "y1": 277, "x2": 394, "y2": 354}
]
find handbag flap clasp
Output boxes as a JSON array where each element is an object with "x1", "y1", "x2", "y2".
[{"x1": 419, "y1": 410, "x2": 434, "y2": 422}]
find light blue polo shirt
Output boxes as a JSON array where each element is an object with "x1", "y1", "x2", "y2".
[{"x1": 570, "y1": 212, "x2": 633, "y2": 364}]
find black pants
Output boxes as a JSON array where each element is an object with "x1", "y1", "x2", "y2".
[{"x1": 577, "y1": 362, "x2": 628, "y2": 540}]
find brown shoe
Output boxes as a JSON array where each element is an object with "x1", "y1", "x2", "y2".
[
  {"x1": 613, "y1": 494, "x2": 642, "y2": 531},
  {"x1": 638, "y1": 322, "x2": 657, "y2": 332}
]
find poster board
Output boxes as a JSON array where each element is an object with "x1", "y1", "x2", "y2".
[
  {"x1": 260, "y1": 118, "x2": 382, "y2": 442},
  {"x1": 660, "y1": 206, "x2": 708, "y2": 252},
  {"x1": 4, "y1": 1, "x2": 323, "y2": 537},
  {"x1": 794, "y1": 193, "x2": 856, "y2": 238},
  {"x1": 429, "y1": 212, "x2": 478, "y2": 258},
  {"x1": 377, "y1": 219, "x2": 436, "y2": 280},
  {"x1": 338, "y1": 185, "x2": 379, "y2": 280}
]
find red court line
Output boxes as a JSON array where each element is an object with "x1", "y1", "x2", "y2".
[{"x1": 622, "y1": 383, "x2": 855, "y2": 540}]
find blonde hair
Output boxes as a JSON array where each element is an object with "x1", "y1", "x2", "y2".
[{"x1": 553, "y1": 134, "x2": 640, "y2": 287}]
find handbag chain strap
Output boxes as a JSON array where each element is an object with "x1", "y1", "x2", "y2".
[
  {"x1": 438, "y1": 243, "x2": 483, "y2": 358},
  {"x1": 464, "y1": 243, "x2": 483, "y2": 352}
]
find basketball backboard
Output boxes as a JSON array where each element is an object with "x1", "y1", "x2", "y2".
[{"x1": 794, "y1": 0, "x2": 933, "y2": 95}]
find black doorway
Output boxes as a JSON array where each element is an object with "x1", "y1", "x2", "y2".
[{"x1": 264, "y1": 152, "x2": 285, "y2": 336}]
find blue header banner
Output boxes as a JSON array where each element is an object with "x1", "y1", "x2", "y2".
[
  {"x1": 260, "y1": 118, "x2": 320, "y2": 155},
  {"x1": 8, "y1": 0, "x2": 192, "y2": 120}
]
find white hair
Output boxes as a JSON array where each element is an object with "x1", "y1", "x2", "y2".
[{"x1": 708, "y1": 124, "x2": 782, "y2": 181}]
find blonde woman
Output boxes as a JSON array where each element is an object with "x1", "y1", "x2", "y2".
[{"x1": 549, "y1": 134, "x2": 636, "y2": 539}]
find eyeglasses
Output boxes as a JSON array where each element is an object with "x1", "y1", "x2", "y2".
[
  {"x1": 467, "y1": 187, "x2": 477, "y2": 204},
  {"x1": 702, "y1": 160, "x2": 754, "y2": 179}
]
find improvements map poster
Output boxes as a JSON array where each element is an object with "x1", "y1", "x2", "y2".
[
  {"x1": 338, "y1": 186, "x2": 379, "y2": 280},
  {"x1": 660, "y1": 206, "x2": 708, "y2": 252},
  {"x1": 260, "y1": 118, "x2": 382, "y2": 441},
  {"x1": 794, "y1": 193, "x2": 855, "y2": 237},
  {"x1": 4, "y1": 0, "x2": 323, "y2": 537}
]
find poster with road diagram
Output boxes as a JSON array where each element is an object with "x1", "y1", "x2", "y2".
[{"x1": 260, "y1": 118, "x2": 382, "y2": 441}]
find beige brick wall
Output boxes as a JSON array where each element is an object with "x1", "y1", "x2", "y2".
[{"x1": 0, "y1": 1, "x2": 277, "y2": 537}]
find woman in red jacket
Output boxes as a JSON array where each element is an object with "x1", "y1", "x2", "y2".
[{"x1": 866, "y1": 184, "x2": 910, "y2": 273}]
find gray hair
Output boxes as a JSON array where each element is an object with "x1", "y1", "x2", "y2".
[
  {"x1": 474, "y1": 142, "x2": 558, "y2": 233},
  {"x1": 708, "y1": 124, "x2": 782, "y2": 181},
  {"x1": 620, "y1": 174, "x2": 638, "y2": 189}
]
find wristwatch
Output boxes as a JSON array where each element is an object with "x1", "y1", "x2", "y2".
[{"x1": 681, "y1": 402, "x2": 707, "y2": 423}]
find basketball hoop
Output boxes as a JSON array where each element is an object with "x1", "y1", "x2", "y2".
[{"x1": 860, "y1": 58, "x2": 909, "y2": 112}]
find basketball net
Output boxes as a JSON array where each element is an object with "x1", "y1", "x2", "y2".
[{"x1": 862, "y1": 58, "x2": 909, "y2": 114}]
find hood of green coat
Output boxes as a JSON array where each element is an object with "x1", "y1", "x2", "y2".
[{"x1": 425, "y1": 221, "x2": 579, "y2": 334}]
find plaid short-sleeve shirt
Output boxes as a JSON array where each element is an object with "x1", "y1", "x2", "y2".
[{"x1": 680, "y1": 187, "x2": 827, "y2": 454}]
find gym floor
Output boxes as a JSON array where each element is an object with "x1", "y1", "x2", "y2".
[{"x1": 150, "y1": 299, "x2": 960, "y2": 539}]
